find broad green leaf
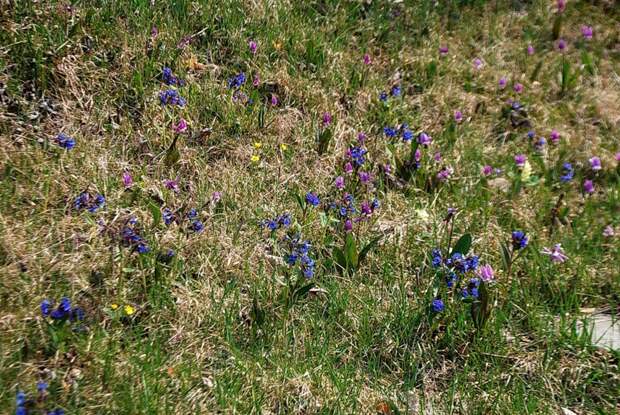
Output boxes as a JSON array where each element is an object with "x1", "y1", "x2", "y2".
[
  {"x1": 451, "y1": 233, "x2": 472, "y2": 256},
  {"x1": 344, "y1": 233, "x2": 359, "y2": 270},
  {"x1": 149, "y1": 202, "x2": 162, "y2": 228}
]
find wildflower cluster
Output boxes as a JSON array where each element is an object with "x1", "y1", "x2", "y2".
[
  {"x1": 41, "y1": 297, "x2": 84, "y2": 322},
  {"x1": 121, "y1": 217, "x2": 150, "y2": 253},
  {"x1": 260, "y1": 213, "x2": 292, "y2": 231},
  {"x1": 74, "y1": 191, "x2": 105, "y2": 212},
  {"x1": 16, "y1": 383, "x2": 64, "y2": 415},
  {"x1": 285, "y1": 235, "x2": 315, "y2": 278},
  {"x1": 162, "y1": 67, "x2": 184, "y2": 86}
]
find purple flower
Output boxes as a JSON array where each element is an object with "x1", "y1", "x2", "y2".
[
  {"x1": 513, "y1": 83, "x2": 524, "y2": 93},
  {"x1": 335, "y1": 176, "x2": 345, "y2": 190},
  {"x1": 211, "y1": 191, "x2": 222, "y2": 203},
  {"x1": 344, "y1": 219, "x2": 353, "y2": 232},
  {"x1": 482, "y1": 165, "x2": 493, "y2": 176},
  {"x1": 159, "y1": 89, "x2": 186, "y2": 107},
  {"x1": 589, "y1": 156, "x2": 602, "y2": 171},
  {"x1": 358, "y1": 171, "x2": 371, "y2": 184},
  {"x1": 344, "y1": 162, "x2": 353, "y2": 174},
  {"x1": 436, "y1": 167, "x2": 452, "y2": 182},
  {"x1": 164, "y1": 178, "x2": 179, "y2": 192},
  {"x1": 583, "y1": 179, "x2": 595, "y2": 194},
  {"x1": 363, "y1": 53, "x2": 371, "y2": 65},
  {"x1": 557, "y1": 38, "x2": 567, "y2": 52},
  {"x1": 173, "y1": 118, "x2": 188, "y2": 133},
  {"x1": 473, "y1": 58, "x2": 484, "y2": 70},
  {"x1": 603, "y1": 225, "x2": 615, "y2": 237},
  {"x1": 541, "y1": 244, "x2": 568, "y2": 263},
  {"x1": 122, "y1": 171, "x2": 133, "y2": 188},
  {"x1": 514, "y1": 154, "x2": 527, "y2": 168},
  {"x1": 527, "y1": 44, "x2": 535, "y2": 55},
  {"x1": 534, "y1": 137, "x2": 546, "y2": 150},
  {"x1": 550, "y1": 129, "x2": 560, "y2": 144},
  {"x1": 433, "y1": 152, "x2": 442, "y2": 162},
  {"x1": 418, "y1": 132, "x2": 431, "y2": 146},
  {"x1": 248, "y1": 40, "x2": 257, "y2": 54},
  {"x1": 322, "y1": 112, "x2": 332, "y2": 126},
  {"x1": 581, "y1": 25, "x2": 593, "y2": 40},
  {"x1": 270, "y1": 94, "x2": 278, "y2": 106},
  {"x1": 498, "y1": 77, "x2": 507, "y2": 89},
  {"x1": 615, "y1": 152, "x2": 620, "y2": 163},
  {"x1": 454, "y1": 110, "x2": 463, "y2": 123},
  {"x1": 439, "y1": 45, "x2": 449, "y2": 56},
  {"x1": 253, "y1": 73, "x2": 260, "y2": 87},
  {"x1": 477, "y1": 264, "x2": 495, "y2": 282},
  {"x1": 151, "y1": 26, "x2": 159, "y2": 38}
]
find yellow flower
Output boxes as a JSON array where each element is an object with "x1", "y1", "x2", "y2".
[
  {"x1": 251, "y1": 154, "x2": 260, "y2": 163},
  {"x1": 124, "y1": 305, "x2": 135, "y2": 316},
  {"x1": 273, "y1": 40, "x2": 282, "y2": 51},
  {"x1": 111, "y1": 303, "x2": 119, "y2": 310},
  {"x1": 280, "y1": 143, "x2": 288, "y2": 151},
  {"x1": 253, "y1": 142, "x2": 262, "y2": 149}
]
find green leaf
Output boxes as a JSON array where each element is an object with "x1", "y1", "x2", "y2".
[
  {"x1": 319, "y1": 212, "x2": 328, "y2": 227},
  {"x1": 251, "y1": 297, "x2": 265, "y2": 327},
  {"x1": 552, "y1": 14, "x2": 562, "y2": 40},
  {"x1": 451, "y1": 233, "x2": 472, "y2": 256},
  {"x1": 359, "y1": 235, "x2": 382, "y2": 265},
  {"x1": 295, "y1": 192, "x2": 306, "y2": 211},
  {"x1": 471, "y1": 281, "x2": 491, "y2": 330},
  {"x1": 164, "y1": 135, "x2": 180, "y2": 167},
  {"x1": 332, "y1": 246, "x2": 346, "y2": 271},
  {"x1": 148, "y1": 202, "x2": 162, "y2": 228},
  {"x1": 530, "y1": 60, "x2": 543, "y2": 82},
  {"x1": 318, "y1": 128, "x2": 333, "y2": 155},
  {"x1": 581, "y1": 50, "x2": 595, "y2": 76},
  {"x1": 344, "y1": 233, "x2": 359, "y2": 270},
  {"x1": 258, "y1": 104, "x2": 266, "y2": 128},
  {"x1": 500, "y1": 242, "x2": 511, "y2": 272},
  {"x1": 292, "y1": 282, "x2": 315, "y2": 305}
]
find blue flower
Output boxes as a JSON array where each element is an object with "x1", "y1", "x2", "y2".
[
  {"x1": 136, "y1": 243, "x2": 150, "y2": 254},
  {"x1": 278, "y1": 213, "x2": 292, "y2": 227},
  {"x1": 286, "y1": 253, "x2": 298, "y2": 265},
  {"x1": 446, "y1": 272, "x2": 457, "y2": 288},
  {"x1": 37, "y1": 382, "x2": 48, "y2": 393},
  {"x1": 402, "y1": 128, "x2": 413, "y2": 142},
  {"x1": 16, "y1": 391, "x2": 26, "y2": 407},
  {"x1": 227, "y1": 72, "x2": 246, "y2": 89},
  {"x1": 431, "y1": 299, "x2": 445, "y2": 312},
  {"x1": 349, "y1": 146, "x2": 367, "y2": 166},
  {"x1": 560, "y1": 162, "x2": 574, "y2": 183},
  {"x1": 512, "y1": 230, "x2": 528, "y2": 250},
  {"x1": 71, "y1": 307, "x2": 85, "y2": 321},
  {"x1": 55, "y1": 133, "x2": 75, "y2": 149},
  {"x1": 162, "y1": 67, "x2": 184, "y2": 86},
  {"x1": 41, "y1": 299, "x2": 52, "y2": 317},
  {"x1": 159, "y1": 89, "x2": 186, "y2": 106},
  {"x1": 383, "y1": 126, "x2": 397, "y2": 138},
  {"x1": 305, "y1": 192, "x2": 320, "y2": 207},
  {"x1": 379, "y1": 91, "x2": 388, "y2": 102},
  {"x1": 163, "y1": 208, "x2": 174, "y2": 225},
  {"x1": 391, "y1": 85, "x2": 401, "y2": 97},
  {"x1": 431, "y1": 249, "x2": 442, "y2": 268},
  {"x1": 191, "y1": 220, "x2": 204, "y2": 233}
]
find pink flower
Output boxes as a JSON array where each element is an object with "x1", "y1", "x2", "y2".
[
  {"x1": 335, "y1": 176, "x2": 345, "y2": 190},
  {"x1": 211, "y1": 191, "x2": 222, "y2": 203},
  {"x1": 583, "y1": 179, "x2": 595, "y2": 194},
  {"x1": 477, "y1": 264, "x2": 495, "y2": 282},
  {"x1": 541, "y1": 244, "x2": 568, "y2": 263},
  {"x1": 164, "y1": 178, "x2": 180, "y2": 193},
  {"x1": 498, "y1": 77, "x2": 507, "y2": 89},
  {"x1": 513, "y1": 83, "x2": 524, "y2": 93},
  {"x1": 248, "y1": 40, "x2": 257, "y2": 54},
  {"x1": 439, "y1": 45, "x2": 449, "y2": 56},
  {"x1": 527, "y1": 44, "x2": 535, "y2": 55},
  {"x1": 473, "y1": 58, "x2": 484, "y2": 70},
  {"x1": 515, "y1": 154, "x2": 527, "y2": 168},
  {"x1": 322, "y1": 112, "x2": 332, "y2": 126},
  {"x1": 363, "y1": 53, "x2": 371, "y2": 65},
  {"x1": 603, "y1": 225, "x2": 614, "y2": 237},
  {"x1": 556, "y1": 38, "x2": 567, "y2": 52},
  {"x1": 433, "y1": 152, "x2": 442, "y2": 162},
  {"x1": 482, "y1": 165, "x2": 493, "y2": 176},
  {"x1": 557, "y1": 0, "x2": 566, "y2": 13},
  {"x1": 581, "y1": 25, "x2": 593, "y2": 40},
  {"x1": 344, "y1": 162, "x2": 353, "y2": 174},
  {"x1": 589, "y1": 156, "x2": 602, "y2": 171},
  {"x1": 122, "y1": 172, "x2": 133, "y2": 187},
  {"x1": 253, "y1": 73, "x2": 260, "y2": 87},
  {"x1": 357, "y1": 132, "x2": 366, "y2": 144},
  {"x1": 615, "y1": 152, "x2": 620, "y2": 163},
  {"x1": 454, "y1": 110, "x2": 463, "y2": 123},
  {"x1": 550, "y1": 129, "x2": 560, "y2": 144},
  {"x1": 173, "y1": 118, "x2": 188, "y2": 133}
]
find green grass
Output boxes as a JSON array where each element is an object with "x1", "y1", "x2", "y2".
[{"x1": 1, "y1": 0, "x2": 619, "y2": 413}]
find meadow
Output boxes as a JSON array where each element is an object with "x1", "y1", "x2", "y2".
[{"x1": 0, "y1": 0, "x2": 619, "y2": 413}]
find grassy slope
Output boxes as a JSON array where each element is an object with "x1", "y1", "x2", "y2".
[{"x1": 0, "y1": 0, "x2": 619, "y2": 413}]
